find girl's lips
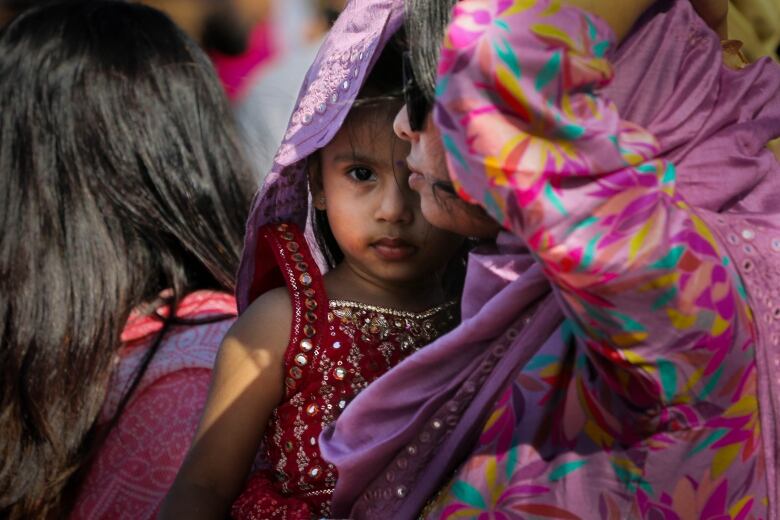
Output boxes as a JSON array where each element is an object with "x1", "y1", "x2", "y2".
[{"x1": 371, "y1": 238, "x2": 416, "y2": 261}]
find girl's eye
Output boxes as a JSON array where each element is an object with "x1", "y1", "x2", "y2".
[{"x1": 347, "y1": 167, "x2": 376, "y2": 182}]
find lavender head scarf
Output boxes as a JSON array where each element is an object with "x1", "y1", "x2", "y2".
[{"x1": 235, "y1": 0, "x2": 405, "y2": 313}]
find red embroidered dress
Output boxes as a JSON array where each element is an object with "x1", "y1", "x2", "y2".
[{"x1": 231, "y1": 223, "x2": 457, "y2": 519}]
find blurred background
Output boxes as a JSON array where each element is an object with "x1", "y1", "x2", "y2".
[
  {"x1": 0, "y1": 0, "x2": 349, "y2": 179},
  {"x1": 0, "y1": 0, "x2": 777, "y2": 180}
]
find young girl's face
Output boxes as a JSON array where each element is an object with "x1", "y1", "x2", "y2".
[{"x1": 313, "y1": 108, "x2": 463, "y2": 290}]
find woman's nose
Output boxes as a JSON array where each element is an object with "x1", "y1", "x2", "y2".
[{"x1": 393, "y1": 105, "x2": 417, "y2": 143}]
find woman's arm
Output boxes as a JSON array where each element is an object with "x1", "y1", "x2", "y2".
[
  {"x1": 158, "y1": 288, "x2": 291, "y2": 519},
  {"x1": 691, "y1": 0, "x2": 729, "y2": 38},
  {"x1": 436, "y1": 0, "x2": 753, "y2": 413}
]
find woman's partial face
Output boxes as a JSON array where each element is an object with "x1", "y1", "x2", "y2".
[{"x1": 393, "y1": 105, "x2": 500, "y2": 239}]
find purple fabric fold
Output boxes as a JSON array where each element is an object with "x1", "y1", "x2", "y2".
[{"x1": 607, "y1": 0, "x2": 780, "y2": 214}]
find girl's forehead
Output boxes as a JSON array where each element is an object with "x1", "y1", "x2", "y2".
[
  {"x1": 324, "y1": 107, "x2": 406, "y2": 155},
  {"x1": 324, "y1": 128, "x2": 407, "y2": 161}
]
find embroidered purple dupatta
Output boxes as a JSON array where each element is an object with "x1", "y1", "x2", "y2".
[{"x1": 235, "y1": 0, "x2": 780, "y2": 518}]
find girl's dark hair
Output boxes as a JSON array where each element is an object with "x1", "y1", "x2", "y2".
[
  {"x1": 405, "y1": 0, "x2": 458, "y2": 103},
  {"x1": 0, "y1": 1, "x2": 254, "y2": 517}
]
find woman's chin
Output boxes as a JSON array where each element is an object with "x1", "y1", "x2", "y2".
[{"x1": 421, "y1": 198, "x2": 501, "y2": 239}]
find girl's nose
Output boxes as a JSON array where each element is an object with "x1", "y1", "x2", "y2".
[
  {"x1": 375, "y1": 179, "x2": 414, "y2": 224},
  {"x1": 393, "y1": 105, "x2": 418, "y2": 143}
]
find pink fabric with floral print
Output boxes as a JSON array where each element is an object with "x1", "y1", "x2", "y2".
[{"x1": 69, "y1": 291, "x2": 236, "y2": 520}]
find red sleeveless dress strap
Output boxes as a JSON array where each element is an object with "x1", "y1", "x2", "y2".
[{"x1": 233, "y1": 222, "x2": 330, "y2": 519}]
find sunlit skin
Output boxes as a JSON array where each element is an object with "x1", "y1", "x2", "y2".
[
  {"x1": 393, "y1": 105, "x2": 501, "y2": 239},
  {"x1": 314, "y1": 110, "x2": 465, "y2": 309}
]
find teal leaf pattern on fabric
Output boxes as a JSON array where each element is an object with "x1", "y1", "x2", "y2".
[
  {"x1": 443, "y1": 134, "x2": 469, "y2": 171},
  {"x1": 586, "y1": 16, "x2": 598, "y2": 39},
  {"x1": 689, "y1": 429, "x2": 728, "y2": 457},
  {"x1": 555, "y1": 123, "x2": 586, "y2": 140},
  {"x1": 506, "y1": 445, "x2": 518, "y2": 480},
  {"x1": 568, "y1": 215, "x2": 597, "y2": 233},
  {"x1": 549, "y1": 459, "x2": 588, "y2": 481},
  {"x1": 652, "y1": 287, "x2": 677, "y2": 311},
  {"x1": 650, "y1": 245, "x2": 685, "y2": 270},
  {"x1": 435, "y1": 75, "x2": 450, "y2": 98},
  {"x1": 656, "y1": 359, "x2": 677, "y2": 402},
  {"x1": 544, "y1": 183, "x2": 569, "y2": 217},
  {"x1": 484, "y1": 191, "x2": 506, "y2": 224},
  {"x1": 451, "y1": 481, "x2": 487, "y2": 509},
  {"x1": 495, "y1": 18, "x2": 510, "y2": 32},
  {"x1": 495, "y1": 37, "x2": 522, "y2": 77},
  {"x1": 525, "y1": 354, "x2": 559, "y2": 371},
  {"x1": 612, "y1": 464, "x2": 653, "y2": 494},
  {"x1": 699, "y1": 364, "x2": 723, "y2": 400},
  {"x1": 578, "y1": 232, "x2": 601, "y2": 271},
  {"x1": 662, "y1": 162, "x2": 676, "y2": 184},
  {"x1": 593, "y1": 40, "x2": 610, "y2": 57},
  {"x1": 535, "y1": 51, "x2": 561, "y2": 91}
]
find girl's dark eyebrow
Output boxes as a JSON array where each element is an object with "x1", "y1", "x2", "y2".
[{"x1": 331, "y1": 152, "x2": 380, "y2": 165}]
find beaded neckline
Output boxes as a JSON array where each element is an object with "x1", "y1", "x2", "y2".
[{"x1": 328, "y1": 299, "x2": 457, "y2": 320}]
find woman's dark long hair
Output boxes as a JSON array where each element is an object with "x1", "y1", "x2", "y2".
[{"x1": 0, "y1": 1, "x2": 254, "y2": 517}]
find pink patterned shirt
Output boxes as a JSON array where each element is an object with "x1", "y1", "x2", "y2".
[{"x1": 70, "y1": 291, "x2": 236, "y2": 520}]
